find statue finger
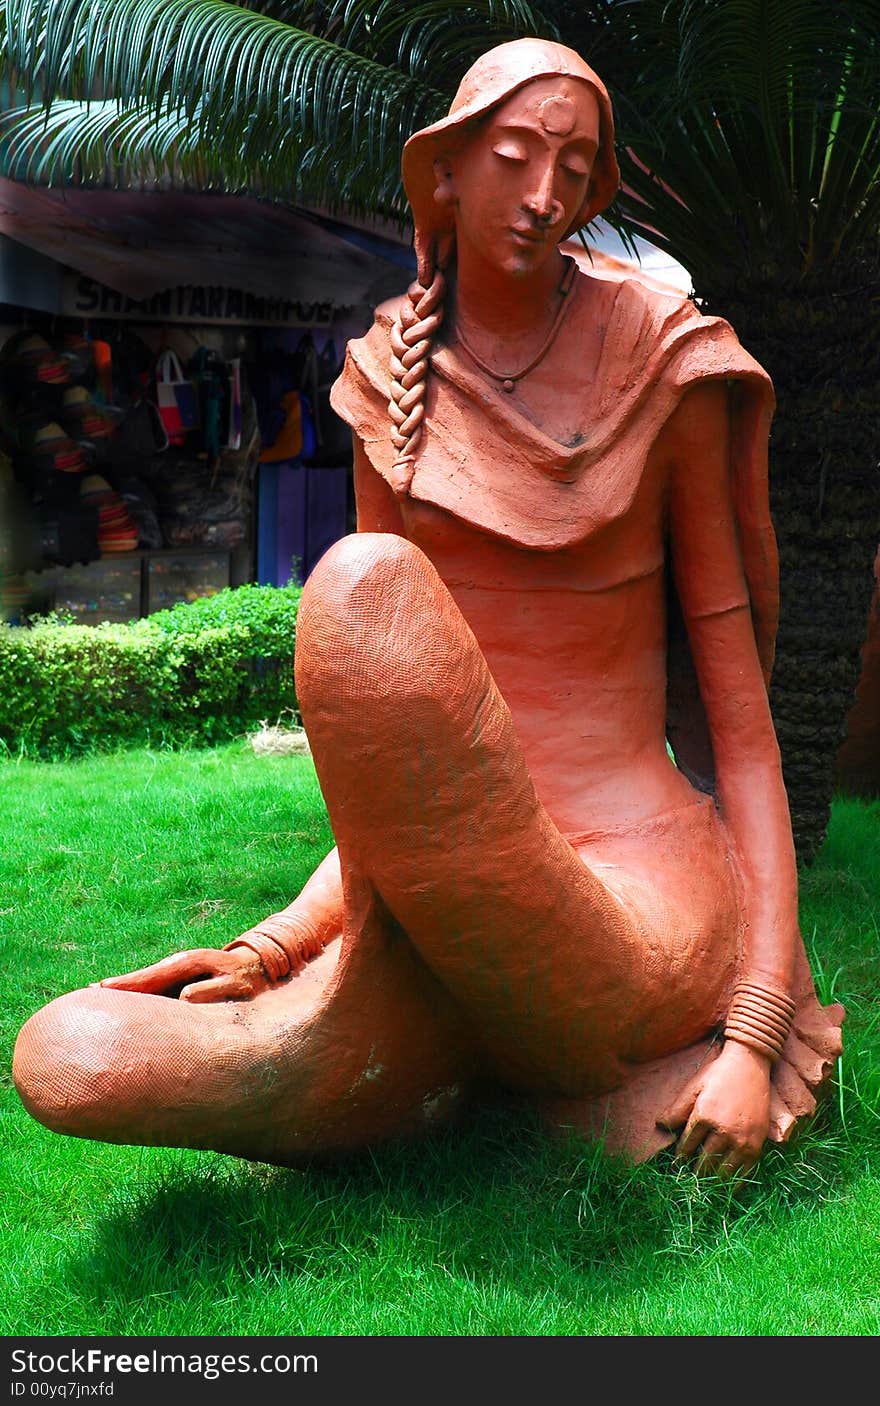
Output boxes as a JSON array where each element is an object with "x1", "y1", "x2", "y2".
[
  {"x1": 657, "y1": 1071, "x2": 703, "y2": 1131},
  {"x1": 179, "y1": 974, "x2": 246, "y2": 1003},
  {"x1": 717, "y1": 1148, "x2": 757, "y2": 1182},
  {"x1": 675, "y1": 1114, "x2": 710, "y2": 1159},
  {"x1": 693, "y1": 1129, "x2": 727, "y2": 1174},
  {"x1": 99, "y1": 950, "x2": 212, "y2": 992}
]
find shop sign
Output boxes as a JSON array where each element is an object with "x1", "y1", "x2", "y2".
[{"x1": 62, "y1": 275, "x2": 335, "y2": 326}]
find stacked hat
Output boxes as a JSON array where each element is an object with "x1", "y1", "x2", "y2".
[
  {"x1": 29, "y1": 421, "x2": 88, "y2": 474},
  {"x1": 80, "y1": 473, "x2": 139, "y2": 553},
  {"x1": 1, "y1": 332, "x2": 70, "y2": 387},
  {"x1": 61, "y1": 385, "x2": 115, "y2": 440}
]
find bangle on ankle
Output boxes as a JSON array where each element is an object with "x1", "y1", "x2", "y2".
[
  {"x1": 223, "y1": 931, "x2": 291, "y2": 983},
  {"x1": 724, "y1": 979, "x2": 796, "y2": 1063}
]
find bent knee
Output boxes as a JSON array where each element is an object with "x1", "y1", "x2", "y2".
[
  {"x1": 14, "y1": 989, "x2": 147, "y2": 1137},
  {"x1": 299, "y1": 533, "x2": 437, "y2": 631},
  {"x1": 308, "y1": 531, "x2": 423, "y2": 586},
  {"x1": 12, "y1": 986, "x2": 242, "y2": 1142},
  {"x1": 296, "y1": 532, "x2": 482, "y2": 714}
]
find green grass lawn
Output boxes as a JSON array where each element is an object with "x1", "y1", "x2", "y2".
[{"x1": 2, "y1": 743, "x2": 879, "y2": 1336}]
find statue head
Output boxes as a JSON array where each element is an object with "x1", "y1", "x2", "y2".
[
  {"x1": 402, "y1": 38, "x2": 620, "y2": 283},
  {"x1": 387, "y1": 40, "x2": 620, "y2": 491}
]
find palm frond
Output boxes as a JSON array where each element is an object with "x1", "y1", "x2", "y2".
[
  {"x1": 0, "y1": 0, "x2": 452, "y2": 215},
  {"x1": 0, "y1": 94, "x2": 404, "y2": 217},
  {"x1": 0, "y1": 0, "x2": 553, "y2": 215},
  {"x1": 587, "y1": 0, "x2": 880, "y2": 281},
  {"x1": 243, "y1": 0, "x2": 556, "y2": 77},
  {"x1": 0, "y1": 99, "x2": 210, "y2": 189},
  {"x1": 3, "y1": 0, "x2": 879, "y2": 280}
]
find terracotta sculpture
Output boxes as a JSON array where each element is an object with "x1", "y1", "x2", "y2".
[{"x1": 14, "y1": 39, "x2": 844, "y2": 1178}]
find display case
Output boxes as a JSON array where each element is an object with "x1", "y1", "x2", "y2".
[
  {"x1": 23, "y1": 547, "x2": 232, "y2": 625},
  {"x1": 146, "y1": 550, "x2": 231, "y2": 613},
  {"x1": 24, "y1": 556, "x2": 141, "y2": 624}
]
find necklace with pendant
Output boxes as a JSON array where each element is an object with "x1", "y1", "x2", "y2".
[{"x1": 454, "y1": 257, "x2": 578, "y2": 393}]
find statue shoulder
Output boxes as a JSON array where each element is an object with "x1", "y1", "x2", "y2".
[
  {"x1": 329, "y1": 293, "x2": 409, "y2": 467},
  {"x1": 373, "y1": 292, "x2": 408, "y2": 333},
  {"x1": 567, "y1": 249, "x2": 769, "y2": 396},
  {"x1": 329, "y1": 299, "x2": 397, "y2": 419},
  {"x1": 565, "y1": 241, "x2": 695, "y2": 314}
]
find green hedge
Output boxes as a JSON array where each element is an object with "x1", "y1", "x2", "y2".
[{"x1": 0, "y1": 583, "x2": 301, "y2": 759}]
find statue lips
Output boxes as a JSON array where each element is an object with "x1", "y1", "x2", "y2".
[{"x1": 507, "y1": 223, "x2": 554, "y2": 253}]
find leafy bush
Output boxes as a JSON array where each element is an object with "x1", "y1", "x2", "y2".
[
  {"x1": 148, "y1": 582, "x2": 301, "y2": 642},
  {"x1": 0, "y1": 584, "x2": 301, "y2": 759}
]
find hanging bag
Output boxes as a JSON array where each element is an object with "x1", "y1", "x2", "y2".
[
  {"x1": 188, "y1": 346, "x2": 229, "y2": 464},
  {"x1": 117, "y1": 393, "x2": 169, "y2": 460},
  {"x1": 154, "y1": 350, "x2": 199, "y2": 446}
]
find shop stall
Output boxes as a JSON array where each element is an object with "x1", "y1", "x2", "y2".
[{"x1": 0, "y1": 181, "x2": 412, "y2": 623}]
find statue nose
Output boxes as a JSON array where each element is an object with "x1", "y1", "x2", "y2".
[{"x1": 523, "y1": 162, "x2": 563, "y2": 223}]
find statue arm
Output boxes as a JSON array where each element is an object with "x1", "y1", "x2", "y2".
[
  {"x1": 100, "y1": 841, "x2": 345, "y2": 1004},
  {"x1": 666, "y1": 380, "x2": 797, "y2": 993},
  {"x1": 659, "y1": 379, "x2": 797, "y2": 1173},
  {"x1": 103, "y1": 436, "x2": 403, "y2": 1001},
  {"x1": 225, "y1": 441, "x2": 406, "y2": 975},
  {"x1": 252, "y1": 441, "x2": 405, "y2": 948},
  {"x1": 353, "y1": 438, "x2": 406, "y2": 534}
]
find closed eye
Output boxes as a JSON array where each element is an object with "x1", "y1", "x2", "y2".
[
  {"x1": 492, "y1": 140, "x2": 527, "y2": 163},
  {"x1": 561, "y1": 154, "x2": 591, "y2": 177}
]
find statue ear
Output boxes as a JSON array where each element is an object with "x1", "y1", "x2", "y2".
[{"x1": 432, "y1": 156, "x2": 455, "y2": 207}]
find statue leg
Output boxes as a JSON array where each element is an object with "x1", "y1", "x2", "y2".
[
  {"x1": 295, "y1": 533, "x2": 734, "y2": 1097},
  {"x1": 13, "y1": 904, "x2": 474, "y2": 1165},
  {"x1": 13, "y1": 534, "x2": 488, "y2": 1164},
  {"x1": 12, "y1": 531, "x2": 736, "y2": 1166}
]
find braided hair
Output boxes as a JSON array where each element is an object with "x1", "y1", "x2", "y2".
[{"x1": 387, "y1": 260, "x2": 448, "y2": 498}]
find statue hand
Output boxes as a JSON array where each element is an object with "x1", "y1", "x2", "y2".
[
  {"x1": 658, "y1": 1040, "x2": 771, "y2": 1179},
  {"x1": 99, "y1": 946, "x2": 269, "y2": 1003}
]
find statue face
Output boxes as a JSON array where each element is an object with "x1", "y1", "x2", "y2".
[{"x1": 438, "y1": 77, "x2": 601, "y2": 278}]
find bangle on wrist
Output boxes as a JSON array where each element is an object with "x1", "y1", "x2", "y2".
[
  {"x1": 257, "y1": 911, "x2": 327, "y2": 972},
  {"x1": 223, "y1": 910, "x2": 327, "y2": 982},
  {"x1": 223, "y1": 931, "x2": 290, "y2": 983},
  {"x1": 724, "y1": 979, "x2": 795, "y2": 1063}
]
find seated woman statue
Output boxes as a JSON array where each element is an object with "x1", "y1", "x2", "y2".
[{"x1": 14, "y1": 38, "x2": 844, "y2": 1179}]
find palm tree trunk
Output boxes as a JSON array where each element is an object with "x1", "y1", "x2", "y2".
[{"x1": 700, "y1": 253, "x2": 880, "y2": 863}]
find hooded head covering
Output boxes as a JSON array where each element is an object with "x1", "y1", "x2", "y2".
[{"x1": 402, "y1": 38, "x2": 620, "y2": 283}]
